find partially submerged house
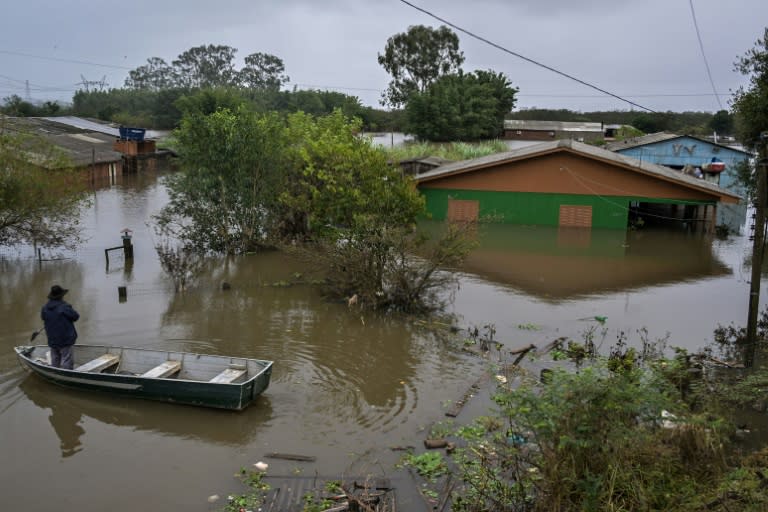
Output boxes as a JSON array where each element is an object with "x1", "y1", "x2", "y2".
[
  {"x1": 2, "y1": 116, "x2": 123, "y2": 180},
  {"x1": 503, "y1": 120, "x2": 605, "y2": 143},
  {"x1": 606, "y1": 133, "x2": 753, "y2": 233},
  {"x1": 414, "y1": 139, "x2": 740, "y2": 234}
]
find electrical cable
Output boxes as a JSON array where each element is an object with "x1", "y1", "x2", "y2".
[
  {"x1": 396, "y1": 0, "x2": 657, "y2": 113},
  {"x1": 687, "y1": 0, "x2": 723, "y2": 110},
  {"x1": 0, "y1": 49, "x2": 132, "y2": 70}
]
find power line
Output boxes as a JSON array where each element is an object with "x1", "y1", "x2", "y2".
[
  {"x1": 396, "y1": 0, "x2": 657, "y2": 113},
  {"x1": 0, "y1": 49, "x2": 132, "y2": 70},
  {"x1": 687, "y1": 0, "x2": 723, "y2": 110}
]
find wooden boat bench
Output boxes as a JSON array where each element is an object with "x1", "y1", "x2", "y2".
[
  {"x1": 209, "y1": 365, "x2": 247, "y2": 384},
  {"x1": 75, "y1": 354, "x2": 120, "y2": 373},
  {"x1": 141, "y1": 360, "x2": 182, "y2": 379}
]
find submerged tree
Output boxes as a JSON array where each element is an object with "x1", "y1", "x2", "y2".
[
  {"x1": 154, "y1": 107, "x2": 288, "y2": 254},
  {"x1": 0, "y1": 128, "x2": 88, "y2": 249}
]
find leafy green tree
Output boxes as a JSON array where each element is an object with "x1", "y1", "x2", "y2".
[
  {"x1": 278, "y1": 110, "x2": 424, "y2": 238},
  {"x1": 732, "y1": 27, "x2": 768, "y2": 149},
  {"x1": 406, "y1": 70, "x2": 518, "y2": 141},
  {"x1": 378, "y1": 25, "x2": 464, "y2": 108},
  {"x1": 1, "y1": 95, "x2": 36, "y2": 116},
  {"x1": 154, "y1": 107, "x2": 288, "y2": 254},
  {"x1": 124, "y1": 57, "x2": 175, "y2": 90},
  {"x1": 709, "y1": 109, "x2": 734, "y2": 135},
  {"x1": 174, "y1": 87, "x2": 249, "y2": 117},
  {"x1": 171, "y1": 45, "x2": 238, "y2": 89},
  {"x1": 238, "y1": 52, "x2": 288, "y2": 91},
  {"x1": 0, "y1": 129, "x2": 88, "y2": 249}
]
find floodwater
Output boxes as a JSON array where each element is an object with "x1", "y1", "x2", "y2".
[{"x1": 1, "y1": 172, "x2": 766, "y2": 511}]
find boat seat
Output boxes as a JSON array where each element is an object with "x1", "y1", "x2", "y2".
[
  {"x1": 75, "y1": 354, "x2": 120, "y2": 373},
  {"x1": 141, "y1": 360, "x2": 182, "y2": 379},
  {"x1": 209, "y1": 367, "x2": 247, "y2": 384}
]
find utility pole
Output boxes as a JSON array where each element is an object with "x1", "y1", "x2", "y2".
[{"x1": 746, "y1": 131, "x2": 768, "y2": 367}]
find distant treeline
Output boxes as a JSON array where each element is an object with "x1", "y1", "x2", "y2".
[
  {"x1": 1, "y1": 91, "x2": 732, "y2": 138},
  {"x1": 508, "y1": 108, "x2": 734, "y2": 137}
]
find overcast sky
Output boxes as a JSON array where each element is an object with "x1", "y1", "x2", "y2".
[{"x1": 1, "y1": 0, "x2": 766, "y2": 113}]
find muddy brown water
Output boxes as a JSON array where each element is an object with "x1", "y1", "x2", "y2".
[{"x1": 1, "y1": 172, "x2": 766, "y2": 511}]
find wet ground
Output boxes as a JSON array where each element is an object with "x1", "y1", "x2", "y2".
[{"x1": 1, "y1": 172, "x2": 765, "y2": 511}]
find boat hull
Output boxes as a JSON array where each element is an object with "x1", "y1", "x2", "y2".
[{"x1": 15, "y1": 345, "x2": 272, "y2": 411}]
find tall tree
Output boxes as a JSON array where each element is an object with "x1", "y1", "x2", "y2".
[
  {"x1": 378, "y1": 25, "x2": 464, "y2": 108},
  {"x1": 406, "y1": 70, "x2": 518, "y2": 141},
  {"x1": 732, "y1": 27, "x2": 768, "y2": 150},
  {"x1": 155, "y1": 107, "x2": 288, "y2": 254},
  {"x1": 239, "y1": 52, "x2": 288, "y2": 90},
  {"x1": 171, "y1": 45, "x2": 238, "y2": 89},
  {"x1": 0, "y1": 128, "x2": 88, "y2": 249},
  {"x1": 124, "y1": 57, "x2": 175, "y2": 90}
]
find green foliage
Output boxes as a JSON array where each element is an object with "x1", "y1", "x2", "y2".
[
  {"x1": 400, "y1": 451, "x2": 448, "y2": 481},
  {"x1": 709, "y1": 110, "x2": 735, "y2": 135},
  {"x1": 154, "y1": 107, "x2": 288, "y2": 253},
  {"x1": 449, "y1": 362, "x2": 735, "y2": 511},
  {"x1": 1, "y1": 95, "x2": 69, "y2": 117},
  {"x1": 732, "y1": 27, "x2": 768, "y2": 149},
  {"x1": 278, "y1": 110, "x2": 423, "y2": 239},
  {"x1": 378, "y1": 25, "x2": 465, "y2": 107},
  {"x1": 220, "y1": 468, "x2": 270, "y2": 512},
  {"x1": 406, "y1": 70, "x2": 518, "y2": 142},
  {"x1": 384, "y1": 139, "x2": 509, "y2": 162},
  {"x1": 0, "y1": 128, "x2": 88, "y2": 249}
]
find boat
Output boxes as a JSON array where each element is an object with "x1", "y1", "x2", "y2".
[
  {"x1": 14, "y1": 344, "x2": 273, "y2": 411},
  {"x1": 701, "y1": 158, "x2": 726, "y2": 173}
]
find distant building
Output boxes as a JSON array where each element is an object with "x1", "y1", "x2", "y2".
[
  {"x1": 606, "y1": 133, "x2": 753, "y2": 233},
  {"x1": 414, "y1": 139, "x2": 740, "y2": 234},
  {"x1": 3, "y1": 116, "x2": 123, "y2": 181},
  {"x1": 503, "y1": 120, "x2": 604, "y2": 143}
]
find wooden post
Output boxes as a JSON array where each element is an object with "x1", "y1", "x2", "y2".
[
  {"x1": 746, "y1": 135, "x2": 768, "y2": 367},
  {"x1": 118, "y1": 286, "x2": 127, "y2": 302}
]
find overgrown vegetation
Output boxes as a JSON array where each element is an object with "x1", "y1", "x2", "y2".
[
  {"x1": 0, "y1": 126, "x2": 89, "y2": 249},
  {"x1": 437, "y1": 322, "x2": 768, "y2": 511},
  {"x1": 383, "y1": 139, "x2": 510, "y2": 163}
]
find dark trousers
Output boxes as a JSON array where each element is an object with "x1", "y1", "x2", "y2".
[{"x1": 50, "y1": 345, "x2": 74, "y2": 370}]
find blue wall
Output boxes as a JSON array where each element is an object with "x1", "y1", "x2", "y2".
[{"x1": 615, "y1": 136, "x2": 751, "y2": 233}]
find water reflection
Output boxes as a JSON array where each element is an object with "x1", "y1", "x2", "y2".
[
  {"x1": 19, "y1": 375, "x2": 272, "y2": 447},
  {"x1": 459, "y1": 223, "x2": 731, "y2": 302}
]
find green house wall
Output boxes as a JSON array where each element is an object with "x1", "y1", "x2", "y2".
[{"x1": 420, "y1": 188, "x2": 714, "y2": 229}]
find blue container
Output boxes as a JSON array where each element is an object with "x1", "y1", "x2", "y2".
[{"x1": 119, "y1": 126, "x2": 146, "y2": 142}]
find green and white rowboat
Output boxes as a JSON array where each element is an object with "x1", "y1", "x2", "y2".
[{"x1": 15, "y1": 344, "x2": 273, "y2": 411}]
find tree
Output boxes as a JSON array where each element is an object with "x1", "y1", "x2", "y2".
[
  {"x1": 277, "y1": 110, "x2": 424, "y2": 238},
  {"x1": 238, "y1": 52, "x2": 288, "y2": 91},
  {"x1": 0, "y1": 128, "x2": 88, "y2": 249},
  {"x1": 709, "y1": 109, "x2": 734, "y2": 135},
  {"x1": 406, "y1": 70, "x2": 518, "y2": 141},
  {"x1": 378, "y1": 25, "x2": 464, "y2": 108},
  {"x1": 154, "y1": 107, "x2": 288, "y2": 254},
  {"x1": 171, "y1": 45, "x2": 238, "y2": 89},
  {"x1": 732, "y1": 27, "x2": 768, "y2": 149},
  {"x1": 124, "y1": 57, "x2": 175, "y2": 90}
]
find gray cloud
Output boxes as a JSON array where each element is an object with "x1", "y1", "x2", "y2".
[{"x1": 0, "y1": 0, "x2": 765, "y2": 112}]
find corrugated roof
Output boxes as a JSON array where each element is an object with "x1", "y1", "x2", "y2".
[
  {"x1": 605, "y1": 132, "x2": 754, "y2": 155},
  {"x1": 41, "y1": 116, "x2": 165, "y2": 139},
  {"x1": 415, "y1": 138, "x2": 741, "y2": 203},
  {"x1": 2, "y1": 116, "x2": 123, "y2": 167},
  {"x1": 504, "y1": 119, "x2": 604, "y2": 132}
]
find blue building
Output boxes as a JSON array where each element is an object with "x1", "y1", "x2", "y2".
[{"x1": 606, "y1": 133, "x2": 753, "y2": 233}]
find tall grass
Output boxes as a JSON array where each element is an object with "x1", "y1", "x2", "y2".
[{"x1": 383, "y1": 139, "x2": 510, "y2": 162}]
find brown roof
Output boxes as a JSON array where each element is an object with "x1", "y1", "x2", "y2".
[{"x1": 415, "y1": 138, "x2": 741, "y2": 204}]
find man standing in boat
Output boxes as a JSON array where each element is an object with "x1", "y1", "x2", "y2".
[{"x1": 41, "y1": 285, "x2": 80, "y2": 370}]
